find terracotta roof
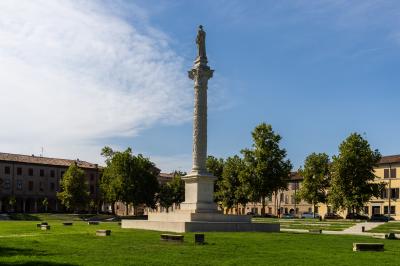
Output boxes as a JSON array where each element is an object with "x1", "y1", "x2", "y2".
[
  {"x1": 289, "y1": 171, "x2": 303, "y2": 181},
  {"x1": 0, "y1": 152, "x2": 99, "y2": 169},
  {"x1": 379, "y1": 155, "x2": 400, "y2": 165}
]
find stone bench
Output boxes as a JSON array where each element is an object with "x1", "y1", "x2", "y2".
[
  {"x1": 195, "y1": 233, "x2": 205, "y2": 245},
  {"x1": 62, "y1": 222, "x2": 73, "y2": 226},
  {"x1": 41, "y1": 225, "x2": 51, "y2": 230},
  {"x1": 309, "y1": 229, "x2": 322, "y2": 234},
  {"x1": 353, "y1": 243, "x2": 384, "y2": 252},
  {"x1": 37, "y1": 222, "x2": 48, "y2": 228},
  {"x1": 385, "y1": 233, "x2": 397, "y2": 240},
  {"x1": 96, "y1": 230, "x2": 111, "y2": 236},
  {"x1": 88, "y1": 221, "x2": 99, "y2": 225},
  {"x1": 160, "y1": 234, "x2": 184, "y2": 243}
]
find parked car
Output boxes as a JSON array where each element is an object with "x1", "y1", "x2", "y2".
[
  {"x1": 324, "y1": 213, "x2": 343, "y2": 220},
  {"x1": 345, "y1": 213, "x2": 368, "y2": 220},
  {"x1": 369, "y1": 214, "x2": 394, "y2": 222},
  {"x1": 263, "y1": 213, "x2": 278, "y2": 218},
  {"x1": 246, "y1": 212, "x2": 261, "y2": 217},
  {"x1": 282, "y1": 213, "x2": 296, "y2": 219},
  {"x1": 301, "y1": 212, "x2": 320, "y2": 219}
]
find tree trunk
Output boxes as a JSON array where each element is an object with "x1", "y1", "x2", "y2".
[
  {"x1": 261, "y1": 197, "x2": 266, "y2": 216},
  {"x1": 125, "y1": 202, "x2": 129, "y2": 216},
  {"x1": 111, "y1": 202, "x2": 116, "y2": 215},
  {"x1": 313, "y1": 202, "x2": 315, "y2": 218}
]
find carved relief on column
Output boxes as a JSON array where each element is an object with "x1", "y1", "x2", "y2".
[{"x1": 188, "y1": 67, "x2": 213, "y2": 173}]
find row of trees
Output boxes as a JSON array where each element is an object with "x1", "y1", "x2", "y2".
[
  {"x1": 298, "y1": 133, "x2": 384, "y2": 215},
  {"x1": 56, "y1": 123, "x2": 383, "y2": 217},
  {"x1": 57, "y1": 147, "x2": 184, "y2": 214},
  {"x1": 207, "y1": 123, "x2": 292, "y2": 214}
]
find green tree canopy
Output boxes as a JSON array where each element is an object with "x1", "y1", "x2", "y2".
[
  {"x1": 298, "y1": 152, "x2": 330, "y2": 216},
  {"x1": 329, "y1": 133, "x2": 384, "y2": 214},
  {"x1": 57, "y1": 163, "x2": 89, "y2": 212},
  {"x1": 206, "y1": 155, "x2": 224, "y2": 204},
  {"x1": 242, "y1": 123, "x2": 292, "y2": 215},
  {"x1": 158, "y1": 171, "x2": 185, "y2": 212},
  {"x1": 100, "y1": 147, "x2": 159, "y2": 215},
  {"x1": 216, "y1": 155, "x2": 248, "y2": 212}
]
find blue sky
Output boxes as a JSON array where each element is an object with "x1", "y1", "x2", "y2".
[{"x1": 1, "y1": 1, "x2": 400, "y2": 172}]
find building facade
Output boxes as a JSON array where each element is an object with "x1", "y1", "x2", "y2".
[
  {"x1": 242, "y1": 155, "x2": 400, "y2": 220},
  {"x1": 0, "y1": 152, "x2": 101, "y2": 213}
]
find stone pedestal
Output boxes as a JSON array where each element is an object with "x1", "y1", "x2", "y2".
[{"x1": 180, "y1": 173, "x2": 217, "y2": 213}]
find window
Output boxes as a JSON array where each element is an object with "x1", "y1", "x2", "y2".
[
  {"x1": 280, "y1": 193, "x2": 284, "y2": 202},
  {"x1": 17, "y1": 167, "x2": 22, "y2": 175},
  {"x1": 268, "y1": 207, "x2": 272, "y2": 214},
  {"x1": 28, "y1": 181, "x2": 34, "y2": 191},
  {"x1": 90, "y1": 185, "x2": 95, "y2": 194},
  {"x1": 50, "y1": 170, "x2": 55, "y2": 178},
  {"x1": 17, "y1": 180, "x2": 22, "y2": 190},
  {"x1": 384, "y1": 169, "x2": 389, "y2": 178},
  {"x1": 284, "y1": 195, "x2": 289, "y2": 204},
  {"x1": 4, "y1": 166, "x2": 10, "y2": 174},
  {"x1": 50, "y1": 182, "x2": 55, "y2": 191},
  {"x1": 383, "y1": 206, "x2": 395, "y2": 214},
  {"x1": 384, "y1": 168, "x2": 397, "y2": 178},
  {"x1": 390, "y1": 188, "x2": 399, "y2": 199},
  {"x1": 284, "y1": 208, "x2": 288, "y2": 214},
  {"x1": 39, "y1": 182, "x2": 43, "y2": 192},
  {"x1": 391, "y1": 169, "x2": 397, "y2": 178},
  {"x1": 381, "y1": 189, "x2": 388, "y2": 199},
  {"x1": 4, "y1": 179, "x2": 10, "y2": 189},
  {"x1": 40, "y1": 169, "x2": 44, "y2": 177},
  {"x1": 290, "y1": 195, "x2": 295, "y2": 204},
  {"x1": 28, "y1": 168, "x2": 33, "y2": 176}
]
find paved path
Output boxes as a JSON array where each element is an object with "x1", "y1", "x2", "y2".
[
  {"x1": 281, "y1": 222, "x2": 385, "y2": 237},
  {"x1": 342, "y1": 222, "x2": 382, "y2": 234}
]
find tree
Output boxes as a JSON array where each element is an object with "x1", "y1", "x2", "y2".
[
  {"x1": 100, "y1": 147, "x2": 159, "y2": 215},
  {"x1": 158, "y1": 172, "x2": 185, "y2": 212},
  {"x1": 329, "y1": 133, "x2": 384, "y2": 215},
  {"x1": 216, "y1": 155, "x2": 248, "y2": 214},
  {"x1": 42, "y1": 198, "x2": 49, "y2": 213},
  {"x1": 242, "y1": 123, "x2": 292, "y2": 215},
  {"x1": 206, "y1": 156, "x2": 224, "y2": 204},
  {"x1": 298, "y1": 153, "x2": 330, "y2": 217},
  {"x1": 169, "y1": 172, "x2": 185, "y2": 205},
  {"x1": 57, "y1": 163, "x2": 89, "y2": 212}
]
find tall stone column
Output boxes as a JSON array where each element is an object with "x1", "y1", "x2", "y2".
[{"x1": 181, "y1": 26, "x2": 217, "y2": 213}]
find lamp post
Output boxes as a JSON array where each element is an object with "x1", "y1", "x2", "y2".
[{"x1": 388, "y1": 163, "x2": 392, "y2": 218}]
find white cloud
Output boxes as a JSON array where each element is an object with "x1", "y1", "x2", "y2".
[{"x1": 0, "y1": 0, "x2": 192, "y2": 165}]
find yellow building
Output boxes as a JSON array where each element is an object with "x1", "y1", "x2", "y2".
[
  {"x1": 229, "y1": 155, "x2": 400, "y2": 220},
  {"x1": 318, "y1": 155, "x2": 400, "y2": 219}
]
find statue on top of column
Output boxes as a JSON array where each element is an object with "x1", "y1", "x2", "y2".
[{"x1": 196, "y1": 25, "x2": 207, "y2": 59}]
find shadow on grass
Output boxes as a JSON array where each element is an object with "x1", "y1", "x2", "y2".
[
  {"x1": 0, "y1": 262, "x2": 77, "y2": 266},
  {"x1": 0, "y1": 247, "x2": 76, "y2": 266},
  {"x1": 0, "y1": 247, "x2": 45, "y2": 257},
  {"x1": 8, "y1": 213, "x2": 40, "y2": 221}
]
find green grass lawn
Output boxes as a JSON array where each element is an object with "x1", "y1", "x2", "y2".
[
  {"x1": 253, "y1": 217, "x2": 356, "y2": 231},
  {"x1": 1, "y1": 219, "x2": 400, "y2": 265},
  {"x1": 368, "y1": 221, "x2": 400, "y2": 233}
]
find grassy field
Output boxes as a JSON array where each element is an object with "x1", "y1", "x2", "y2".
[
  {"x1": 253, "y1": 217, "x2": 357, "y2": 231},
  {"x1": 1, "y1": 218, "x2": 400, "y2": 265},
  {"x1": 368, "y1": 221, "x2": 400, "y2": 233}
]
